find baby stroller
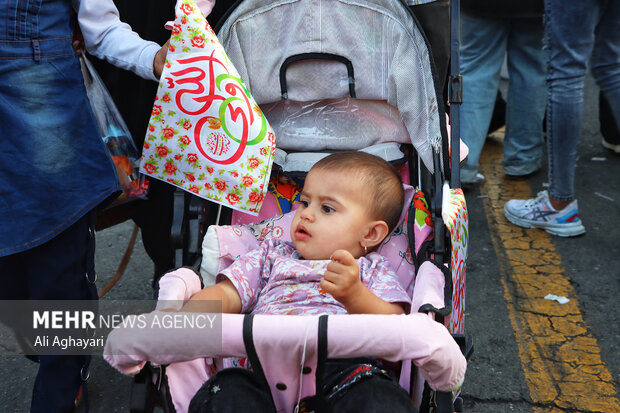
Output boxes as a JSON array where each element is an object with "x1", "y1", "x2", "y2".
[{"x1": 104, "y1": 0, "x2": 472, "y2": 412}]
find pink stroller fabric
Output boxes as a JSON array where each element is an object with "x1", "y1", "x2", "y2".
[{"x1": 105, "y1": 265, "x2": 466, "y2": 413}]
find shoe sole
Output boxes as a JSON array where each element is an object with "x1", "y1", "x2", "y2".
[
  {"x1": 504, "y1": 167, "x2": 541, "y2": 180},
  {"x1": 505, "y1": 169, "x2": 541, "y2": 181},
  {"x1": 461, "y1": 176, "x2": 485, "y2": 188},
  {"x1": 504, "y1": 207, "x2": 586, "y2": 237},
  {"x1": 602, "y1": 139, "x2": 620, "y2": 154}
]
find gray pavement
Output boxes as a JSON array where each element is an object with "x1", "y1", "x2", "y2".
[{"x1": 462, "y1": 74, "x2": 620, "y2": 411}]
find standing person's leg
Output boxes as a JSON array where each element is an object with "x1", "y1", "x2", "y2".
[
  {"x1": 502, "y1": 17, "x2": 547, "y2": 178},
  {"x1": 93, "y1": 0, "x2": 177, "y2": 285},
  {"x1": 0, "y1": 255, "x2": 31, "y2": 354},
  {"x1": 131, "y1": 0, "x2": 177, "y2": 285},
  {"x1": 459, "y1": 13, "x2": 507, "y2": 184},
  {"x1": 0, "y1": 212, "x2": 98, "y2": 412},
  {"x1": 544, "y1": 0, "x2": 600, "y2": 204},
  {"x1": 591, "y1": 0, "x2": 620, "y2": 151},
  {"x1": 503, "y1": 0, "x2": 598, "y2": 237},
  {"x1": 600, "y1": 92, "x2": 620, "y2": 150},
  {"x1": 28, "y1": 212, "x2": 98, "y2": 413},
  {"x1": 133, "y1": 179, "x2": 175, "y2": 284}
]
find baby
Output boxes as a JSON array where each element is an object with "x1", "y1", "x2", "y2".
[
  {"x1": 184, "y1": 151, "x2": 417, "y2": 413},
  {"x1": 183, "y1": 150, "x2": 409, "y2": 316}
]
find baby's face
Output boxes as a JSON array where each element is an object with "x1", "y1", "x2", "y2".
[{"x1": 290, "y1": 168, "x2": 372, "y2": 260}]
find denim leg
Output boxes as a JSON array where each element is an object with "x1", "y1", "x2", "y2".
[
  {"x1": 502, "y1": 17, "x2": 546, "y2": 176},
  {"x1": 459, "y1": 13, "x2": 507, "y2": 182},
  {"x1": 591, "y1": 0, "x2": 620, "y2": 134},
  {"x1": 24, "y1": 213, "x2": 98, "y2": 412},
  {"x1": 544, "y1": 0, "x2": 601, "y2": 201}
]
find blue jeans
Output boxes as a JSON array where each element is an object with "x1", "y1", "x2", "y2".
[
  {"x1": 460, "y1": 13, "x2": 547, "y2": 182},
  {"x1": 0, "y1": 0, "x2": 115, "y2": 411},
  {"x1": 0, "y1": 212, "x2": 98, "y2": 412},
  {"x1": 545, "y1": 0, "x2": 620, "y2": 201}
]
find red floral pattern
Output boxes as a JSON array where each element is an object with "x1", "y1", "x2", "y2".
[
  {"x1": 139, "y1": 0, "x2": 274, "y2": 215},
  {"x1": 444, "y1": 188, "x2": 468, "y2": 336}
]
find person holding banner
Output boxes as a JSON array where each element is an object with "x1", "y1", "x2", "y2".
[
  {"x1": 179, "y1": 152, "x2": 415, "y2": 412},
  {"x1": 86, "y1": 0, "x2": 180, "y2": 286},
  {"x1": 0, "y1": 0, "x2": 169, "y2": 411},
  {"x1": 84, "y1": 0, "x2": 219, "y2": 286}
]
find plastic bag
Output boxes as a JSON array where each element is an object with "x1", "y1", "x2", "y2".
[
  {"x1": 261, "y1": 98, "x2": 410, "y2": 151},
  {"x1": 79, "y1": 55, "x2": 148, "y2": 203}
]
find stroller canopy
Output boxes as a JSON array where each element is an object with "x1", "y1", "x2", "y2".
[{"x1": 218, "y1": 0, "x2": 444, "y2": 172}]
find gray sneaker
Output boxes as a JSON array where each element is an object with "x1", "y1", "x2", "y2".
[
  {"x1": 504, "y1": 191, "x2": 585, "y2": 237},
  {"x1": 461, "y1": 172, "x2": 485, "y2": 186}
]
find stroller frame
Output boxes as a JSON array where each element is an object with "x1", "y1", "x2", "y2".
[{"x1": 114, "y1": 0, "x2": 473, "y2": 412}]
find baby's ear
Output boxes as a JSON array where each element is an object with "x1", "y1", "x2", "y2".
[{"x1": 362, "y1": 220, "x2": 390, "y2": 249}]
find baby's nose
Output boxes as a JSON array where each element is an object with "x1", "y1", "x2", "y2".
[{"x1": 300, "y1": 207, "x2": 314, "y2": 221}]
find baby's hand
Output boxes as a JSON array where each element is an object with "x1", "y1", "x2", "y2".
[{"x1": 320, "y1": 249, "x2": 364, "y2": 306}]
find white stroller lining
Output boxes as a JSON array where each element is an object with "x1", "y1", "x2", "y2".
[
  {"x1": 104, "y1": 265, "x2": 466, "y2": 413},
  {"x1": 273, "y1": 142, "x2": 408, "y2": 174}
]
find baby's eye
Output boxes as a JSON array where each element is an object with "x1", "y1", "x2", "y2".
[
  {"x1": 300, "y1": 200, "x2": 309, "y2": 208},
  {"x1": 321, "y1": 205, "x2": 335, "y2": 213}
]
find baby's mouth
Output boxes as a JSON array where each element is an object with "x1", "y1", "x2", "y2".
[{"x1": 295, "y1": 225, "x2": 311, "y2": 240}]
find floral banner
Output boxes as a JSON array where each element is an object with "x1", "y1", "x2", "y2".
[
  {"x1": 442, "y1": 187, "x2": 468, "y2": 335},
  {"x1": 140, "y1": 0, "x2": 275, "y2": 214}
]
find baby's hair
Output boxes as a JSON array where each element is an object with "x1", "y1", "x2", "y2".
[{"x1": 310, "y1": 151, "x2": 405, "y2": 233}]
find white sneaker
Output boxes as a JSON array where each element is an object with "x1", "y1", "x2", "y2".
[{"x1": 504, "y1": 191, "x2": 585, "y2": 237}]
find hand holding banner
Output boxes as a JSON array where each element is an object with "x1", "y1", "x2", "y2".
[{"x1": 140, "y1": 0, "x2": 275, "y2": 214}]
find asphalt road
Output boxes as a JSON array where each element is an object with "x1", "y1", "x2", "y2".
[
  {"x1": 1, "y1": 75, "x2": 618, "y2": 412},
  {"x1": 462, "y1": 74, "x2": 620, "y2": 412}
]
